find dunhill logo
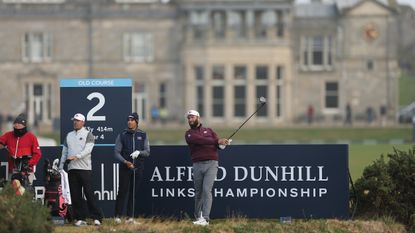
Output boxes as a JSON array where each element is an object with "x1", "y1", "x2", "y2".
[
  {"x1": 233, "y1": 166, "x2": 328, "y2": 182},
  {"x1": 94, "y1": 163, "x2": 119, "y2": 201},
  {"x1": 150, "y1": 165, "x2": 329, "y2": 182}
]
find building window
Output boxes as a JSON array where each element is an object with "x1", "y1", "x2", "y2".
[
  {"x1": 301, "y1": 36, "x2": 333, "y2": 70},
  {"x1": 212, "y1": 11, "x2": 226, "y2": 39},
  {"x1": 256, "y1": 66, "x2": 268, "y2": 80},
  {"x1": 133, "y1": 82, "x2": 147, "y2": 120},
  {"x1": 135, "y1": 82, "x2": 146, "y2": 93},
  {"x1": 256, "y1": 86, "x2": 268, "y2": 117},
  {"x1": 212, "y1": 86, "x2": 224, "y2": 117},
  {"x1": 190, "y1": 11, "x2": 208, "y2": 40},
  {"x1": 276, "y1": 10, "x2": 284, "y2": 37},
  {"x1": 254, "y1": 11, "x2": 267, "y2": 38},
  {"x1": 367, "y1": 60, "x2": 374, "y2": 71},
  {"x1": 194, "y1": 66, "x2": 204, "y2": 116},
  {"x1": 23, "y1": 32, "x2": 52, "y2": 63},
  {"x1": 196, "y1": 86, "x2": 204, "y2": 117},
  {"x1": 276, "y1": 66, "x2": 284, "y2": 117},
  {"x1": 123, "y1": 32, "x2": 154, "y2": 62},
  {"x1": 229, "y1": 11, "x2": 247, "y2": 38},
  {"x1": 325, "y1": 82, "x2": 338, "y2": 109},
  {"x1": 312, "y1": 36, "x2": 323, "y2": 65},
  {"x1": 234, "y1": 66, "x2": 247, "y2": 80},
  {"x1": 234, "y1": 65, "x2": 247, "y2": 117},
  {"x1": 212, "y1": 65, "x2": 225, "y2": 80},
  {"x1": 195, "y1": 66, "x2": 204, "y2": 81},
  {"x1": 234, "y1": 86, "x2": 246, "y2": 117},
  {"x1": 25, "y1": 82, "x2": 52, "y2": 126},
  {"x1": 159, "y1": 83, "x2": 166, "y2": 108}
]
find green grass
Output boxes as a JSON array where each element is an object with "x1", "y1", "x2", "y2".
[
  {"x1": 399, "y1": 74, "x2": 415, "y2": 106},
  {"x1": 348, "y1": 144, "x2": 414, "y2": 181},
  {"x1": 40, "y1": 127, "x2": 414, "y2": 145},
  {"x1": 146, "y1": 127, "x2": 412, "y2": 144},
  {"x1": 52, "y1": 218, "x2": 406, "y2": 233}
]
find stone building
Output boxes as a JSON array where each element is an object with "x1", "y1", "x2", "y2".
[
  {"x1": 180, "y1": 0, "x2": 294, "y2": 127},
  {"x1": 293, "y1": 0, "x2": 400, "y2": 125},
  {"x1": 0, "y1": 0, "x2": 407, "y2": 131}
]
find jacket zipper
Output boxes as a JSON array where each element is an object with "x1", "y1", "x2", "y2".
[
  {"x1": 132, "y1": 132, "x2": 136, "y2": 152},
  {"x1": 14, "y1": 137, "x2": 20, "y2": 159}
]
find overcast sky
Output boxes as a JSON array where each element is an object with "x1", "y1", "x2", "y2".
[
  {"x1": 397, "y1": 0, "x2": 415, "y2": 8},
  {"x1": 295, "y1": 0, "x2": 415, "y2": 9}
]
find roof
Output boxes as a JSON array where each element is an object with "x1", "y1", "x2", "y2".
[
  {"x1": 295, "y1": 2, "x2": 337, "y2": 17},
  {"x1": 334, "y1": 0, "x2": 390, "y2": 12}
]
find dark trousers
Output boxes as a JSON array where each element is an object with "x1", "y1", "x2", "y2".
[
  {"x1": 114, "y1": 165, "x2": 144, "y2": 217},
  {"x1": 68, "y1": 169, "x2": 103, "y2": 221}
]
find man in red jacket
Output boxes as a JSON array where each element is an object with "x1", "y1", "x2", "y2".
[
  {"x1": 185, "y1": 110, "x2": 230, "y2": 226},
  {"x1": 0, "y1": 113, "x2": 42, "y2": 185}
]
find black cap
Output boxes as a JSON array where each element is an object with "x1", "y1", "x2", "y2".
[
  {"x1": 13, "y1": 113, "x2": 27, "y2": 127},
  {"x1": 128, "y1": 112, "x2": 139, "y2": 122}
]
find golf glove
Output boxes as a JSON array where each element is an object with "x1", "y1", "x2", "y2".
[
  {"x1": 218, "y1": 139, "x2": 232, "y2": 150},
  {"x1": 130, "y1": 150, "x2": 140, "y2": 159}
]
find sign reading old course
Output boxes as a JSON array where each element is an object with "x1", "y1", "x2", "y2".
[{"x1": 60, "y1": 78, "x2": 132, "y2": 145}]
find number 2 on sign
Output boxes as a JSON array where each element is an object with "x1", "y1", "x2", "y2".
[{"x1": 87, "y1": 92, "x2": 106, "y2": 121}]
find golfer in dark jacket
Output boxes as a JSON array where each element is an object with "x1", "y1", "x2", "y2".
[{"x1": 113, "y1": 112, "x2": 150, "y2": 224}]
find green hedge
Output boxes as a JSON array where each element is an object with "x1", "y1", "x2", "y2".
[
  {"x1": 354, "y1": 146, "x2": 415, "y2": 231},
  {"x1": 0, "y1": 184, "x2": 52, "y2": 233}
]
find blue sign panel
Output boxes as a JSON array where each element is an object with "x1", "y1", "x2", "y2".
[
  {"x1": 60, "y1": 78, "x2": 132, "y2": 145},
  {"x1": 138, "y1": 144, "x2": 349, "y2": 219},
  {"x1": 0, "y1": 144, "x2": 349, "y2": 219}
]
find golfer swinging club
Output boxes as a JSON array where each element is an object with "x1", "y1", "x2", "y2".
[{"x1": 185, "y1": 110, "x2": 231, "y2": 226}]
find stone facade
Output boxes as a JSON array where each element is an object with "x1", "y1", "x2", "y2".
[
  {"x1": 0, "y1": 0, "x2": 407, "y2": 131},
  {"x1": 293, "y1": 0, "x2": 400, "y2": 125}
]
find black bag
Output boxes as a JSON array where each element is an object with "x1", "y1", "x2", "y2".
[{"x1": 44, "y1": 159, "x2": 71, "y2": 220}]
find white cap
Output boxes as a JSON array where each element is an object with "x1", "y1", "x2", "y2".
[
  {"x1": 186, "y1": 110, "x2": 200, "y2": 117},
  {"x1": 71, "y1": 113, "x2": 85, "y2": 122}
]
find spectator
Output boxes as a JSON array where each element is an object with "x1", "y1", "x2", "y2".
[
  {"x1": 366, "y1": 107, "x2": 374, "y2": 124},
  {"x1": 151, "y1": 106, "x2": 159, "y2": 123},
  {"x1": 0, "y1": 113, "x2": 41, "y2": 186},
  {"x1": 380, "y1": 105, "x2": 387, "y2": 127},
  {"x1": 307, "y1": 105, "x2": 314, "y2": 125},
  {"x1": 345, "y1": 103, "x2": 352, "y2": 125}
]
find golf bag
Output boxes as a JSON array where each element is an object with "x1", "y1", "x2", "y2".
[
  {"x1": 44, "y1": 159, "x2": 72, "y2": 220},
  {"x1": 10, "y1": 155, "x2": 33, "y2": 196}
]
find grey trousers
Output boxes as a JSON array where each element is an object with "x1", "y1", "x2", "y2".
[{"x1": 193, "y1": 160, "x2": 218, "y2": 221}]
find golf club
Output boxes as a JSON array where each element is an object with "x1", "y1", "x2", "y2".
[
  {"x1": 227, "y1": 96, "x2": 267, "y2": 140},
  {"x1": 132, "y1": 157, "x2": 136, "y2": 219}
]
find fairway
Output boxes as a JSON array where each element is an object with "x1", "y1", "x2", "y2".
[
  {"x1": 145, "y1": 127, "x2": 413, "y2": 144},
  {"x1": 349, "y1": 144, "x2": 414, "y2": 181}
]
